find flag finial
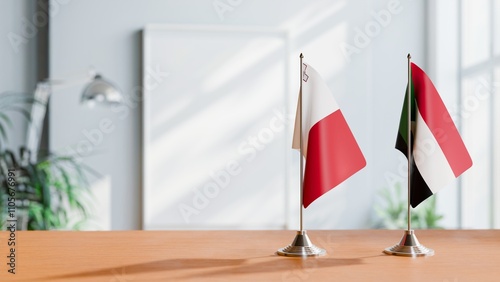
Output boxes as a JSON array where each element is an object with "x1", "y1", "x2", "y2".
[
  {"x1": 407, "y1": 53, "x2": 411, "y2": 59},
  {"x1": 300, "y1": 53, "x2": 303, "y2": 59}
]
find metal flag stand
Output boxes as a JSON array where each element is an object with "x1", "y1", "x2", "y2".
[
  {"x1": 277, "y1": 53, "x2": 326, "y2": 257},
  {"x1": 383, "y1": 54, "x2": 434, "y2": 257}
]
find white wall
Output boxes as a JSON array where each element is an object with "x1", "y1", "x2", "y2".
[
  {"x1": 0, "y1": 0, "x2": 38, "y2": 150},
  {"x1": 49, "y1": 0, "x2": 426, "y2": 230}
]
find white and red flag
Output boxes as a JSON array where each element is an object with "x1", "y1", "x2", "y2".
[{"x1": 293, "y1": 62, "x2": 366, "y2": 208}]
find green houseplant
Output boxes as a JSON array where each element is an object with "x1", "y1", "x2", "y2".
[
  {"x1": 373, "y1": 181, "x2": 444, "y2": 229},
  {"x1": 0, "y1": 92, "x2": 94, "y2": 230}
]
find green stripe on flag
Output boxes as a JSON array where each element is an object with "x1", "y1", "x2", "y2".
[{"x1": 397, "y1": 82, "x2": 416, "y2": 146}]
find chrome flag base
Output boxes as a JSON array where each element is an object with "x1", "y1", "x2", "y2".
[
  {"x1": 277, "y1": 230, "x2": 326, "y2": 257},
  {"x1": 384, "y1": 230, "x2": 434, "y2": 257}
]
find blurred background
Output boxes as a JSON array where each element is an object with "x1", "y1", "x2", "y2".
[{"x1": 0, "y1": 0, "x2": 498, "y2": 230}]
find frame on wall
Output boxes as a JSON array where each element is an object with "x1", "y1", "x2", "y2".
[{"x1": 142, "y1": 24, "x2": 292, "y2": 230}]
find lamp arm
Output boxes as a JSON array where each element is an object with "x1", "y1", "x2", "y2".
[
  {"x1": 25, "y1": 82, "x2": 51, "y2": 162},
  {"x1": 44, "y1": 68, "x2": 97, "y2": 91}
]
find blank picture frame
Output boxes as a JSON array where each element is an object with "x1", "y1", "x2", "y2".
[{"x1": 142, "y1": 24, "x2": 291, "y2": 230}]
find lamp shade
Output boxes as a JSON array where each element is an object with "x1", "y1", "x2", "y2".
[{"x1": 81, "y1": 74, "x2": 122, "y2": 106}]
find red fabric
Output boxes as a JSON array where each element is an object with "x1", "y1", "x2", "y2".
[
  {"x1": 303, "y1": 110, "x2": 366, "y2": 208},
  {"x1": 412, "y1": 63, "x2": 472, "y2": 177}
]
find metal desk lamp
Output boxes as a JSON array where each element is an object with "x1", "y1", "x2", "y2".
[{"x1": 26, "y1": 69, "x2": 122, "y2": 161}]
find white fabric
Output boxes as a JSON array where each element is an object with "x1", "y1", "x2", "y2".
[
  {"x1": 413, "y1": 107, "x2": 456, "y2": 193},
  {"x1": 292, "y1": 62, "x2": 339, "y2": 157}
]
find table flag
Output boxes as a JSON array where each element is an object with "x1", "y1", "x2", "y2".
[
  {"x1": 292, "y1": 62, "x2": 366, "y2": 208},
  {"x1": 395, "y1": 62, "x2": 473, "y2": 208}
]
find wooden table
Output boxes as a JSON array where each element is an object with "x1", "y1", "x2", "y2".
[{"x1": 0, "y1": 230, "x2": 499, "y2": 281}]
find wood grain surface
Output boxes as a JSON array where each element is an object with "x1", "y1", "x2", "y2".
[{"x1": 0, "y1": 230, "x2": 499, "y2": 281}]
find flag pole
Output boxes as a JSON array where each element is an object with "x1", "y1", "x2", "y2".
[
  {"x1": 383, "y1": 53, "x2": 434, "y2": 257},
  {"x1": 406, "y1": 53, "x2": 412, "y2": 232},
  {"x1": 299, "y1": 52, "x2": 304, "y2": 232},
  {"x1": 277, "y1": 53, "x2": 325, "y2": 257}
]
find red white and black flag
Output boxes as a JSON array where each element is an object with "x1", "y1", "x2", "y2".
[{"x1": 396, "y1": 63, "x2": 473, "y2": 207}]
